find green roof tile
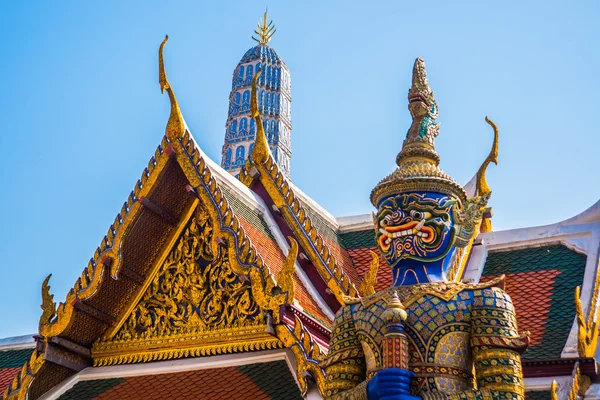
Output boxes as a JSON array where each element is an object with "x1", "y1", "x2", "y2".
[
  {"x1": 339, "y1": 229, "x2": 376, "y2": 250},
  {"x1": 237, "y1": 360, "x2": 303, "y2": 400},
  {"x1": 221, "y1": 187, "x2": 275, "y2": 240},
  {"x1": 0, "y1": 349, "x2": 33, "y2": 369},
  {"x1": 526, "y1": 391, "x2": 551, "y2": 400}
]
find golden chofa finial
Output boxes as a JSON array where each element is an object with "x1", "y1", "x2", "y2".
[
  {"x1": 252, "y1": 11, "x2": 276, "y2": 45},
  {"x1": 476, "y1": 116, "x2": 500, "y2": 197},
  {"x1": 250, "y1": 68, "x2": 269, "y2": 163},
  {"x1": 158, "y1": 35, "x2": 185, "y2": 141}
]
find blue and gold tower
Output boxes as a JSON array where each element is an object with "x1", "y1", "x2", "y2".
[{"x1": 221, "y1": 12, "x2": 292, "y2": 179}]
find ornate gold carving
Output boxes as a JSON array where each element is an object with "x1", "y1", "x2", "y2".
[
  {"x1": 359, "y1": 251, "x2": 379, "y2": 297},
  {"x1": 278, "y1": 237, "x2": 298, "y2": 300},
  {"x1": 93, "y1": 192, "x2": 296, "y2": 365},
  {"x1": 453, "y1": 193, "x2": 490, "y2": 248},
  {"x1": 39, "y1": 274, "x2": 56, "y2": 334},
  {"x1": 241, "y1": 69, "x2": 359, "y2": 304},
  {"x1": 1, "y1": 351, "x2": 44, "y2": 400},
  {"x1": 575, "y1": 281, "x2": 599, "y2": 357},
  {"x1": 275, "y1": 316, "x2": 326, "y2": 396},
  {"x1": 567, "y1": 363, "x2": 591, "y2": 400},
  {"x1": 93, "y1": 163, "x2": 298, "y2": 365},
  {"x1": 93, "y1": 323, "x2": 282, "y2": 367},
  {"x1": 252, "y1": 11, "x2": 276, "y2": 45},
  {"x1": 113, "y1": 206, "x2": 265, "y2": 340},
  {"x1": 159, "y1": 35, "x2": 185, "y2": 141}
]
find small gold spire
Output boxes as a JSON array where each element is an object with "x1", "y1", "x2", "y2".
[
  {"x1": 250, "y1": 68, "x2": 269, "y2": 163},
  {"x1": 158, "y1": 35, "x2": 185, "y2": 141},
  {"x1": 252, "y1": 11, "x2": 276, "y2": 45},
  {"x1": 550, "y1": 380, "x2": 558, "y2": 400},
  {"x1": 382, "y1": 292, "x2": 408, "y2": 323}
]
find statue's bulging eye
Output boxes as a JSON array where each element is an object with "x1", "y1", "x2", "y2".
[{"x1": 410, "y1": 210, "x2": 432, "y2": 220}]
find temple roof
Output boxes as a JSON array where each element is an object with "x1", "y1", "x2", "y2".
[{"x1": 481, "y1": 244, "x2": 586, "y2": 360}]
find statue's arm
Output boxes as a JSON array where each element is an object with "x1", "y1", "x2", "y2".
[
  {"x1": 424, "y1": 287, "x2": 528, "y2": 400},
  {"x1": 322, "y1": 305, "x2": 368, "y2": 399}
]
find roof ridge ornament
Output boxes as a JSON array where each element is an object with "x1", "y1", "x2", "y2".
[
  {"x1": 476, "y1": 116, "x2": 499, "y2": 197},
  {"x1": 252, "y1": 11, "x2": 276, "y2": 45},
  {"x1": 158, "y1": 35, "x2": 185, "y2": 141}
]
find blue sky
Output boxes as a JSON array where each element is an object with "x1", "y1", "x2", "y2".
[{"x1": 0, "y1": 1, "x2": 598, "y2": 337}]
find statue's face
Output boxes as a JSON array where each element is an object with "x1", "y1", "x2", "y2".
[{"x1": 375, "y1": 192, "x2": 457, "y2": 268}]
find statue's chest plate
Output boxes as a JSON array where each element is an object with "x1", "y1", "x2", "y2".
[{"x1": 353, "y1": 287, "x2": 474, "y2": 383}]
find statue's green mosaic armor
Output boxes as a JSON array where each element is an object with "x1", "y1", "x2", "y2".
[{"x1": 322, "y1": 280, "x2": 528, "y2": 399}]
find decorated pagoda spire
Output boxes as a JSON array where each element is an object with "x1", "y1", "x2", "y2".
[{"x1": 221, "y1": 12, "x2": 292, "y2": 179}]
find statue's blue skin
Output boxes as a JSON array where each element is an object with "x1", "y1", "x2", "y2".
[{"x1": 368, "y1": 191, "x2": 459, "y2": 399}]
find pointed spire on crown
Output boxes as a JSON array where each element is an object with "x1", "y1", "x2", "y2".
[
  {"x1": 370, "y1": 57, "x2": 466, "y2": 207},
  {"x1": 398, "y1": 57, "x2": 441, "y2": 166},
  {"x1": 409, "y1": 58, "x2": 434, "y2": 106}
]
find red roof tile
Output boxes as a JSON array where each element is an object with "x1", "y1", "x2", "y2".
[
  {"x1": 0, "y1": 367, "x2": 21, "y2": 395},
  {"x1": 56, "y1": 361, "x2": 302, "y2": 400},
  {"x1": 322, "y1": 235, "x2": 362, "y2": 289},
  {"x1": 93, "y1": 368, "x2": 266, "y2": 400},
  {"x1": 238, "y1": 217, "x2": 331, "y2": 325},
  {"x1": 484, "y1": 270, "x2": 561, "y2": 347}
]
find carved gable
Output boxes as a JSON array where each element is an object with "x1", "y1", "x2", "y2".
[{"x1": 92, "y1": 202, "x2": 282, "y2": 366}]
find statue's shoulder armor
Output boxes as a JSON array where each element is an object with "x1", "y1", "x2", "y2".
[
  {"x1": 356, "y1": 275, "x2": 508, "y2": 309},
  {"x1": 462, "y1": 274, "x2": 506, "y2": 292},
  {"x1": 464, "y1": 275, "x2": 516, "y2": 311}
]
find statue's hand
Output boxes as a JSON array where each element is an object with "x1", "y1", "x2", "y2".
[{"x1": 367, "y1": 368, "x2": 420, "y2": 400}]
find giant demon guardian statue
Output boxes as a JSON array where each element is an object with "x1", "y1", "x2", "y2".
[{"x1": 320, "y1": 58, "x2": 529, "y2": 400}]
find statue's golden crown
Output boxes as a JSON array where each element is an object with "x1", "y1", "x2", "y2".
[{"x1": 370, "y1": 58, "x2": 467, "y2": 207}]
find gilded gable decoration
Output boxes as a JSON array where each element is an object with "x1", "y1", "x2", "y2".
[{"x1": 275, "y1": 315, "x2": 326, "y2": 396}]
